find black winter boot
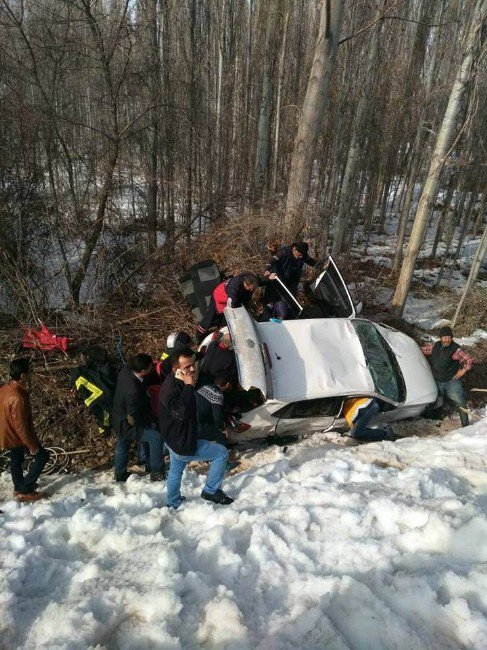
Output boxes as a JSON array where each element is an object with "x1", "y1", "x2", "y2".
[{"x1": 201, "y1": 489, "x2": 234, "y2": 505}]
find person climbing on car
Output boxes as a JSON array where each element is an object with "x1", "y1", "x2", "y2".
[
  {"x1": 342, "y1": 397, "x2": 396, "y2": 442},
  {"x1": 261, "y1": 241, "x2": 317, "y2": 321},
  {"x1": 159, "y1": 348, "x2": 234, "y2": 508},
  {"x1": 196, "y1": 271, "x2": 276, "y2": 342},
  {"x1": 421, "y1": 326, "x2": 473, "y2": 427}
]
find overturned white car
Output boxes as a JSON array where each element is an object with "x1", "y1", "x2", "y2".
[{"x1": 194, "y1": 258, "x2": 438, "y2": 442}]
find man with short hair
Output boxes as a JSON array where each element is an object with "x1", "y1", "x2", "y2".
[
  {"x1": 262, "y1": 241, "x2": 317, "y2": 320},
  {"x1": 196, "y1": 271, "x2": 276, "y2": 342},
  {"x1": 158, "y1": 349, "x2": 233, "y2": 509},
  {"x1": 421, "y1": 326, "x2": 473, "y2": 427},
  {"x1": 0, "y1": 358, "x2": 50, "y2": 502},
  {"x1": 112, "y1": 353, "x2": 165, "y2": 482}
]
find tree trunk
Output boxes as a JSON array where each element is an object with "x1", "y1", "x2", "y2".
[
  {"x1": 252, "y1": 0, "x2": 279, "y2": 204},
  {"x1": 285, "y1": 0, "x2": 345, "y2": 231},
  {"x1": 391, "y1": 0, "x2": 487, "y2": 316},
  {"x1": 271, "y1": 5, "x2": 290, "y2": 193},
  {"x1": 332, "y1": 2, "x2": 384, "y2": 256},
  {"x1": 451, "y1": 224, "x2": 487, "y2": 327}
]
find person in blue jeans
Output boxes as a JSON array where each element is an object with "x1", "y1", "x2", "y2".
[
  {"x1": 158, "y1": 348, "x2": 233, "y2": 509},
  {"x1": 422, "y1": 326, "x2": 473, "y2": 427},
  {"x1": 112, "y1": 354, "x2": 165, "y2": 482},
  {"x1": 342, "y1": 397, "x2": 395, "y2": 442}
]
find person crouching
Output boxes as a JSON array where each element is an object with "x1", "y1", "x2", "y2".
[{"x1": 159, "y1": 349, "x2": 234, "y2": 509}]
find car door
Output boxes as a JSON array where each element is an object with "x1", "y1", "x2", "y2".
[
  {"x1": 308, "y1": 256, "x2": 356, "y2": 318},
  {"x1": 274, "y1": 396, "x2": 343, "y2": 436},
  {"x1": 179, "y1": 260, "x2": 223, "y2": 321}
]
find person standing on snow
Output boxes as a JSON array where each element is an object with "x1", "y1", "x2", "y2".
[
  {"x1": 158, "y1": 348, "x2": 233, "y2": 509},
  {"x1": 0, "y1": 358, "x2": 50, "y2": 502},
  {"x1": 262, "y1": 241, "x2": 317, "y2": 320},
  {"x1": 112, "y1": 354, "x2": 165, "y2": 482},
  {"x1": 196, "y1": 272, "x2": 276, "y2": 342},
  {"x1": 421, "y1": 326, "x2": 473, "y2": 427}
]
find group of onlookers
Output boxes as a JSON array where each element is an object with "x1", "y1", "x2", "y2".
[{"x1": 0, "y1": 240, "x2": 474, "y2": 505}]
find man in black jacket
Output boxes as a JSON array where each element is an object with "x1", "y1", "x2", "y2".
[
  {"x1": 159, "y1": 348, "x2": 233, "y2": 509},
  {"x1": 112, "y1": 354, "x2": 165, "y2": 482},
  {"x1": 421, "y1": 326, "x2": 473, "y2": 427},
  {"x1": 262, "y1": 241, "x2": 317, "y2": 320},
  {"x1": 71, "y1": 345, "x2": 117, "y2": 436},
  {"x1": 196, "y1": 272, "x2": 276, "y2": 342}
]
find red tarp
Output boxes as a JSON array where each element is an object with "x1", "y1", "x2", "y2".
[{"x1": 22, "y1": 323, "x2": 73, "y2": 353}]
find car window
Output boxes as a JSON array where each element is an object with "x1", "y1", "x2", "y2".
[
  {"x1": 352, "y1": 320, "x2": 405, "y2": 402},
  {"x1": 275, "y1": 397, "x2": 342, "y2": 419}
]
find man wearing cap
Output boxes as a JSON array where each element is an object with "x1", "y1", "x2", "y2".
[
  {"x1": 421, "y1": 326, "x2": 473, "y2": 427},
  {"x1": 262, "y1": 241, "x2": 317, "y2": 320}
]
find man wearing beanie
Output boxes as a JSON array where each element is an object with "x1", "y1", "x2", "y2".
[
  {"x1": 421, "y1": 326, "x2": 473, "y2": 427},
  {"x1": 262, "y1": 241, "x2": 317, "y2": 320}
]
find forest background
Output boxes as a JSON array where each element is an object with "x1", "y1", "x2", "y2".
[{"x1": 0, "y1": 0, "x2": 485, "y2": 466}]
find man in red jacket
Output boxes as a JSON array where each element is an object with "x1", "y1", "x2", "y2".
[{"x1": 0, "y1": 358, "x2": 50, "y2": 502}]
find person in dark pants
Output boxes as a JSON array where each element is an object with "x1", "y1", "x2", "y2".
[
  {"x1": 159, "y1": 348, "x2": 233, "y2": 509},
  {"x1": 422, "y1": 326, "x2": 473, "y2": 427},
  {"x1": 71, "y1": 345, "x2": 117, "y2": 436},
  {"x1": 112, "y1": 354, "x2": 165, "y2": 482},
  {"x1": 342, "y1": 397, "x2": 395, "y2": 442},
  {"x1": 262, "y1": 242, "x2": 317, "y2": 320},
  {"x1": 0, "y1": 358, "x2": 50, "y2": 502},
  {"x1": 196, "y1": 272, "x2": 276, "y2": 342}
]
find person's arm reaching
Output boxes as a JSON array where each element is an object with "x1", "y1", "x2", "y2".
[{"x1": 452, "y1": 348, "x2": 473, "y2": 379}]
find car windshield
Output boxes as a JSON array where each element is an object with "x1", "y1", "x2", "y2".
[{"x1": 352, "y1": 320, "x2": 404, "y2": 402}]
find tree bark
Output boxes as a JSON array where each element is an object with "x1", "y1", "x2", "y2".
[
  {"x1": 284, "y1": 0, "x2": 345, "y2": 232},
  {"x1": 451, "y1": 224, "x2": 487, "y2": 327},
  {"x1": 252, "y1": 0, "x2": 279, "y2": 205}
]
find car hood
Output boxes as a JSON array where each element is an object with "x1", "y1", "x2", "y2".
[
  {"x1": 374, "y1": 324, "x2": 438, "y2": 405},
  {"x1": 256, "y1": 318, "x2": 375, "y2": 401}
]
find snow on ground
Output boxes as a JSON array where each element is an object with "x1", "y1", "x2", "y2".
[{"x1": 1, "y1": 419, "x2": 487, "y2": 650}]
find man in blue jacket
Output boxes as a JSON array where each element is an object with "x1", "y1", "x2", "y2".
[{"x1": 158, "y1": 348, "x2": 234, "y2": 509}]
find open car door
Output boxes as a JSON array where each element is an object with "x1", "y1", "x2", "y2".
[
  {"x1": 179, "y1": 260, "x2": 223, "y2": 322},
  {"x1": 308, "y1": 256, "x2": 356, "y2": 318},
  {"x1": 272, "y1": 277, "x2": 303, "y2": 319}
]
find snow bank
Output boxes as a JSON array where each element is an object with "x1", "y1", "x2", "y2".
[{"x1": 1, "y1": 419, "x2": 487, "y2": 649}]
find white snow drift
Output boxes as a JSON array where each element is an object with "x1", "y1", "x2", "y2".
[{"x1": 1, "y1": 418, "x2": 487, "y2": 649}]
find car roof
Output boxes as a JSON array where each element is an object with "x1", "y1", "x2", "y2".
[{"x1": 255, "y1": 318, "x2": 375, "y2": 402}]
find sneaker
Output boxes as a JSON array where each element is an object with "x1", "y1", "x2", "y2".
[
  {"x1": 201, "y1": 489, "x2": 234, "y2": 505},
  {"x1": 150, "y1": 471, "x2": 166, "y2": 482},
  {"x1": 15, "y1": 491, "x2": 48, "y2": 503},
  {"x1": 115, "y1": 471, "x2": 132, "y2": 483}
]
